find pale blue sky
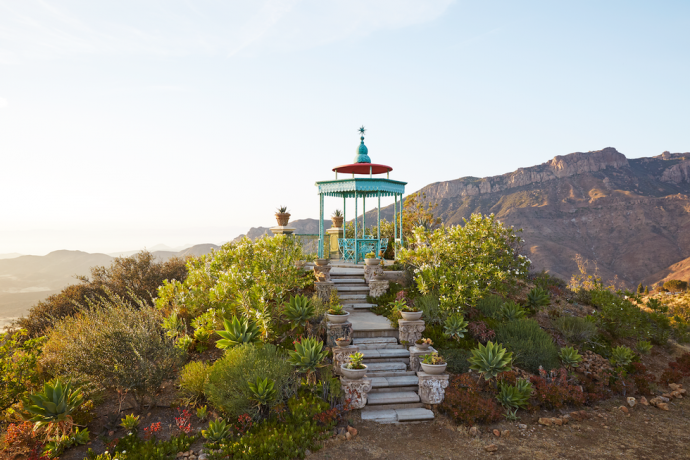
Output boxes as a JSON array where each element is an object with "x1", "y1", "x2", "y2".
[{"x1": 1, "y1": 0, "x2": 688, "y2": 255}]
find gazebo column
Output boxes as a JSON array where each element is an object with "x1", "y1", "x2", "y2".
[
  {"x1": 394, "y1": 194, "x2": 398, "y2": 259},
  {"x1": 377, "y1": 191, "x2": 381, "y2": 258},
  {"x1": 399, "y1": 193, "x2": 403, "y2": 248},
  {"x1": 363, "y1": 194, "x2": 366, "y2": 237},
  {"x1": 354, "y1": 191, "x2": 358, "y2": 263},
  {"x1": 318, "y1": 193, "x2": 325, "y2": 259}
]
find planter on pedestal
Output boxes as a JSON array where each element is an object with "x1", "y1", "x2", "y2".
[
  {"x1": 420, "y1": 362, "x2": 448, "y2": 375},
  {"x1": 401, "y1": 311, "x2": 423, "y2": 321},
  {"x1": 340, "y1": 364, "x2": 367, "y2": 380},
  {"x1": 327, "y1": 311, "x2": 350, "y2": 324},
  {"x1": 275, "y1": 212, "x2": 291, "y2": 226}
]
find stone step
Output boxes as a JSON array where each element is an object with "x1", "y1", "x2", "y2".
[
  {"x1": 353, "y1": 329, "x2": 398, "y2": 339},
  {"x1": 370, "y1": 375, "x2": 419, "y2": 388},
  {"x1": 363, "y1": 357, "x2": 409, "y2": 364},
  {"x1": 365, "y1": 370, "x2": 416, "y2": 377},
  {"x1": 339, "y1": 294, "x2": 368, "y2": 300},
  {"x1": 364, "y1": 362, "x2": 407, "y2": 372},
  {"x1": 361, "y1": 408, "x2": 435, "y2": 423},
  {"x1": 330, "y1": 270, "x2": 365, "y2": 276},
  {"x1": 361, "y1": 348, "x2": 410, "y2": 359},
  {"x1": 354, "y1": 337, "x2": 398, "y2": 344},
  {"x1": 332, "y1": 278, "x2": 365, "y2": 284},
  {"x1": 348, "y1": 303, "x2": 377, "y2": 310},
  {"x1": 369, "y1": 386, "x2": 419, "y2": 393},
  {"x1": 367, "y1": 391, "x2": 420, "y2": 406},
  {"x1": 356, "y1": 343, "x2": 405, "y2": 350},
  {"x1": 336, "y1": 286, "x2": 370, "y2": 292}
]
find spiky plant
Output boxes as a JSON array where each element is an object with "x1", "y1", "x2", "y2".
[
  {"x1": 247, "y1": 377, "x2": 278, "y2": 409},
  {"x1": 499, "y1": 301, "x2": 527, "y2": 321},
  {"x1": 443, "y1": 314, "x2": 469, "y2": 341},
  {"x1": 526, "y1": 287, "x2": 550, "y2": 310},
  {"x1": 216, "y1": 316, "x2": 261, "y2": 349},
  {"x1": 284, "y1": 295, "x2": 315, "y2": 331},
  {"x1": 202, "y1": 419, "x2": 230, "y2": 443},
  {"x1": 287, "y1": 337, "x2": 328, "y2": 385},
  {"x1": 609, "y1": 345, "x2": 635, "y2": 368},
  {"x1": 22, "y1": 379, "x2": 84, "y2": 438},
  {"x1": 636, "y1": 340, "x2": 653, "y2": 355},
  {"x1": 468, "y1": 341, "x2": 513, "y2": 381},
  {"x1": 559, "y1": 346, "x2": 583, "y2": 370},
  {"x1": 496, "y1": 378, "x2": 532, "y2": 409}
]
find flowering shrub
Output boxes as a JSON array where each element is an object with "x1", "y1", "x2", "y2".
[
  {"x1": 156, "y1": 235, "x2": 310, "y2": 339},
  {"x1": 235, "y1": 414, "x2": 253, "y2": 435},
  {"x1": 398, "y1": 213, "x2": 529, "y2": 313},
  {"x1": 439, "y1": 374, "x2": 503, "y2": 426},
  {"x1": 143, "y1": 422, "x2": 161, "y2": 440},
  {"x1": 175, "y1": 408, "x2": 193, "y2": 434}
]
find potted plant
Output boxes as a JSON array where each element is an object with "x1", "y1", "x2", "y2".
[
  {"x1": 326, "y1": 304, "x2": 350, "y2": 324},
  {"x1": 415, "y1": 338, "x2": 433, "y2": 350},
  {"x1": 335, "y1": 337, "x2": 351, "y2": 347},
  {"x1": 275, "y1": 206, "x2": 291, "y2": 226},
  {"x1": 420, "y1": 352, "x2": 447, "y2": 375},
  {"x1": 364, "y1": 251, "x2": 380, "y2": 266},
  {"x1": 315, "y1": 258, "x2": 329, "y2": 266},
  {"x1": 331, "y1": 209, "x2": 344, "y2": 228},
  {"x1": 341, "y1": 352, "x2": 367, "y2": 379},
  {"x1": 392, "y1": 299, "x2": 422, "y2": 321}
]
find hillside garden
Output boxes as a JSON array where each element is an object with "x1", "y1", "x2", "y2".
[{"x1": 1, "y1": 216, "x2": 690, "y2": 460}]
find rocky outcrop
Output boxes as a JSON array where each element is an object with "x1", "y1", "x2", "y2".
[
  {"x1": 661, "y1": 160, "x2": 690, "y2": 184},
  {"x1": 421, "y1": 148, "x2": 628, "y2": 202}
]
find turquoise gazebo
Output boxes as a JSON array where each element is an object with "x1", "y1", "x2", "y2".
[{"x1": 315, "y1": 127, "x2": 407, "y2": 263}]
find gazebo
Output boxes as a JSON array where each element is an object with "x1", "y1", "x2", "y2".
[{"x1": 315, "y1": 127, "x2": 407, "y2": 263}]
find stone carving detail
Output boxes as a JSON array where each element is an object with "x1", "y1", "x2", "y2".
[
  {"x1": 368, "y1": 279, "x2": 389, "y2": 298},
  {"x1": 341, "y1": 377, "x2": 373, "y2": 409},
  {"x1": 313, "y1": 265, "x2": 332, "y2": 282},
  {"x1": 363, "y1": 264, "x2": 384, "y2": 283},
  {"x1": 398, "y1": 319, "x2": 425, "y2": 345},
  {"x1": 408, "y1": 346, "x2": 436, "y2": 373},
  {"x1": 315, "y1": 281, "x2": 334, "y2": 303},
  {"x1": 417, "y1": 372, "x2": 450, "y2": 404},
  {"x1": 326, "y1": 321, "x2": 352, "y2": 348},
  {"x1": 332, "y1": 345, "x2": 359, "y2": 375}
]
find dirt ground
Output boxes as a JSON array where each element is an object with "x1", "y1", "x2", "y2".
[{"x1": 313, "y1": 396, "x2": 690, "y2": 460}]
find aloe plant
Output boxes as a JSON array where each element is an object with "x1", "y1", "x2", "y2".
[
  {"x1": 500, "y1": 301, "x2": 527, "y2": 321},
  {"x1": 216, "y1": 316, "x2": 261, "y2": 349},
  {"x1": 443, "y1": 314, "x2": 469, "y2": 340},
  {"x1": 247, "y1": 377, "x2": 278, "y2": 407},
  {"x1": 468, "y1": 341, "x2": 513, "y2": 381},
  {"x1": 636, "y1": 340, "x2": 653, "y2": 355},
  {"x1": 202, "y1": 419, "x2": 230, "y2": 443},
  {"x1": 276, "y1": 206, "x2": 289, "y2": 213},
  {"x1": 332, "y1": 209, "x2": 343, "y2": 218},
  {"x1": 609, "y1": 345, "x2": 635, "y2": 368},
  {"x1": 284, "y1": 295, "x2": 315, "y2": 331},
  {"x1": 22, "y1": 379, "x2": 84, "y2": 437},
  {"x1": 527, "y1": 288, "x2": 550, "y2": 309},
  {"x1": 559, "y1": 346, "x2": 583, "y2": 369},
  {"x1": 287, "y1": 337, "x2": 328, "y2": 384},
  {"x1": 496, "y1": 378, "x2": 532, "y2": 409},
  {"x1": 120, "y1": 413, "x2": 140, "y2": 431}
]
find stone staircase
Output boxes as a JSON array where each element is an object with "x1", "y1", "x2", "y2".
[{"x1": 332, "y1": 262, "x2": 435, "y2": 424}]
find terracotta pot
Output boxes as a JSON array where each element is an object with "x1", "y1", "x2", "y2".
[
  {"x1": 400, "y1": 311, "x2": 423, "y2": 321},
  {"x1": 331, "y1": 216, "x2": 344, "y2": 228},
  {"x1": 340, "y1": 364, "x2": 367, "y2": 379},
  {"x1": 364, "y1": 258, "x2": 380, "y2": 266},
  {"x1": 275, "y1": 212, "x2": 290, "y2": 226},
  {"x1": 327, "y1": 311, "x2": 350, "y2": 324},
  {"x1": 420, "y1": 362, "x2": 447, "y2": 375},
  {"x1": 335, "y1": 339, "x2": 352, "y2": 347}
]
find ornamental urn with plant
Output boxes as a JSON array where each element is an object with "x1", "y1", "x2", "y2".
[
  {"x1": 275, "y1": 205, "x2": 291, "y2": 226},
  {"x1": 341, "y1": 352, "x2": 367, "y2": 379}
]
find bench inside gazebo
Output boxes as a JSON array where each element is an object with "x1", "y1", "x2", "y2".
[{"x1": 315, "y1": 127, "x2": 407, "y2": 264}]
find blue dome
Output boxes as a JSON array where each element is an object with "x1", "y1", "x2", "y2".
[{"x1": 354, "y1": 136, "x2": 371, "y2": 163}]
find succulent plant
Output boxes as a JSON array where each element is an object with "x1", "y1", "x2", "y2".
[
  {"x1": 559, "y1": 346, "x2": 583, "y2": 369},
  {"x1": 284, "y1": 295, "x2": 315, "y2": 330},
  {"x1": 216, "y1": 316, "x2": 261, "y2": 349},
  {"x1": 120, "y1": 413, "x2": 140, "y2": 431},
  {"x1": 276, "y1": 206, "x2": 289, "y2": 214},
  {"x1": 22, "y1": 379, "x2": 84, "y2": 436},
  {"x1": 609, "y1": 345, "x2": 635, "y2": 368},
  {"x1": 468, "y1": 341, "x2": 513, "y2": 381},
  {"x1": 202, "y1": 419, "x2": 230, "y2": 443},
  {"x1": 496, "y1": 378, "x2": 532, "y2": 409},
  {"x1": 499, "y1": 301, "x2": 527, "y2": 321},
  {"x1": 247, "y1": 377, "x2": 277, "y2": 407},
  {"x1": 636, "y1": 340, "x2": 653, "y2": 355},
  {"x1": 526, "y1": 287, "x2": 550, "y2": 309},
  {"x1": 443, "y1": 314, "x2": 469, "y2": 341},
  {"x1": 332, "y1": 209, "x2": 343, "y2": 217},
  {"x1": 347, "y1": 352, "x2": 366, "y2": 369},
  {"x1": 422, "y1": 352, "x2": 446, "y2": 365},
  {"x1": 287, "y1": 337, "x2": 328, "y2": 384}
]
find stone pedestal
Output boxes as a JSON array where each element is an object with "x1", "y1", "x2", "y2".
[
  {"x1": 368, "y1": 279, "x2": 389, "y2": 298},
  {"x1": 326, "y1": 227, "x2": 343, "y2": 260},
  {"x1": 364, "y1": 263, "x2": 384, "y2": 283},
  {"x1": 313, "y1": 264, "x2": 332, "y2": 282},
  {"x1": 398, "y1": 319, "x2": 425, "y2": 346},
  {"x1": 417, "y1": 372, "x2": 450, "y2": 404},
  {"x1": 332, "y1": 345, "x2": 359, "y2": 375},
  {"x1": 341, "y1": 377, "x2": 372, "y2": 409},
  {"x1": 270, "y1": 226, "x2": 296, "y2": 236},
  {"x1": 315, "y1": 281, "x2": 334, "y2": 304},
  {"x1": 409, "y1": 346, "x2": 437, "y2": 373},
  {"x1": 326, "y1": 321, "x2": 352, "y2": 348}
]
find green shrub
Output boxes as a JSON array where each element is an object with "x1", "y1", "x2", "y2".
[
  {"x1": 553, "y1": 316, "x2": 597, "y2": 344},
  {"x1": 495, "y1": 319, "x2": 560, "y2": 373},
  {"x1": 475, "y1": 295, "x2": 504, "y2": 319},
  {"x1": 179, "y1": 361, "x2": 211, "y2": 404},
  {"x1": 468, "y1": 341, "x2": 513, "y2": 380},
  {"x1": 439, "y1": 348, "x2": 471, "y2": 374},
  {"x1": 416, "y1": 294, "x2": 443, "y2": 325},
  {"x1": 399, "y1": 214, "x2": 530, "y2": 314},
  {"x1": 0, "y1": 329, "x2": 46, "y2": 416},
  {"x1": 86, "y1": 432, "x2": 196, "y2": 460},
  {"x1": 663, "y1": 280, "x2": 688, "y2": 292},
  {"x1": 42, "y1": 293, "x2": 185, "y2": 411},
  {"x1": 204, "y1": 343, "x2": 296, "y2": 420},
  {"x1": 499, "y1": 301, "x2": 527, "y2": 321}
]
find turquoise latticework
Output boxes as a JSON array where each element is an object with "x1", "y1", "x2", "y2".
[
  {"x1": 378, "y1": 238, "x2": 389, "y2": 256},
  {"x1": 316, "y1": 178, "x2": 406, "y2": 198}
]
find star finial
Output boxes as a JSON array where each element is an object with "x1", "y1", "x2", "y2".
[{"x1": 358, "y1": 126, "x2": 366, "y2": 138}]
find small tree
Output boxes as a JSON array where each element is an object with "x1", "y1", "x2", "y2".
[
  {"x1": 637, "y1": 283, "x2": 644, "y2": 294},
  {"x1": 663, "y1": 280, "x2": 688, "y2": 292},
  {"x1": 644, "y1": 285, "x2": 649, "y2": 295}
]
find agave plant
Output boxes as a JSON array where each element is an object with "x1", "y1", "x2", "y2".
[
  {"x1": 559, "y1": 346, "x2": 583, "y2": 369},
  {"x1": 500, "y1": 301, "x2": 527, "y2": 321},
  {"x1": 443, "y1": 314, "x2": 469, "y2": 341},
  {"x1": 202, "y1": 419, "x2": 230, "y2": 443},
  {"x1": 287, "y1": 337, "x2": 328, "y2": 384},
  {"x1": 526, "y1": 287, "x2": 550, "y2": 309},
  {"x1": 468, "y1": 341, "x2": 513, "y2": 381},
  {"x1": 496, "y1": 378, "x2": 532, "y2": 409},
  {"x1": 276, "y1": 205, "x2": 289, "y2": 213},
  {"x1": 247, "y1": 377, "x2": 278, "y2": 408},
  {"x1": 636, "y1": 340, "x2": 653, "y2": 355},
  {"x1": 609, "y1": 345, "x2": 635, "y2": 368},
  {"x1": 284, "y1": 295, "x2": 315, "y2": 331},
  {"x1": 216, "y1": 316, "x2": 261, "y2": 349},
  {"x1": 332, "y1": 209, "x2": 343, "y2": 218},
  {"x1": 22, "y1": 379, "x2": 84, "y2": 437}
]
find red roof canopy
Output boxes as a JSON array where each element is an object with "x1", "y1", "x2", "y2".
[{"x1": 332, "y1": 163, "x2": 393, "y2": 175}]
